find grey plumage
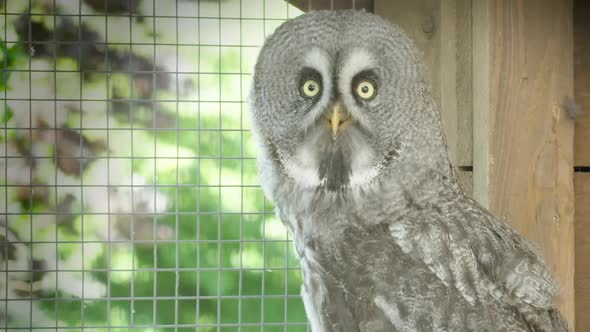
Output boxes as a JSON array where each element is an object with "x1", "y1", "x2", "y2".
[{"x1": 250, "y1": 10, "x2": 568, "y2": 332}]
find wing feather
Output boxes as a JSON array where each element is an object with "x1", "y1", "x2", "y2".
[{"x1": 387, "y1": 193, "x2": 559, "y2": 310}]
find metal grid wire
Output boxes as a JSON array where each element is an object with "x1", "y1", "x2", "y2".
[
  {"x1": 0, "y1": 0, "x2": 320, "y2": 331},
  {"x1": 0, "y1": 0, "x2": 353, "y2": 330}
]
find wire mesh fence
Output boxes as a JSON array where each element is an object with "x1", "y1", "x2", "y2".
[{"x1": 0, "y1": 0, "x2": 318, "y2": 330}]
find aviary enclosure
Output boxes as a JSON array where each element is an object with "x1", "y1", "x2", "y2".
[{"x1": 1, "y1": 0, "x2": 588, "y2": 331}]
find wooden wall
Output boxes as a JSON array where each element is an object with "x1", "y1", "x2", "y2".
[
  {"x1": 475, "y1": 1, "x2": 575, "y2": 326},
  {"x1": 574, "y1": 0, "x2": 590, "y2": 331},
  {"x1": 376, "y1": 0, "x2": 575, "y2": 327},
  {"x1": 575, "y1": 172, "x2": 589, "y2": 331}
]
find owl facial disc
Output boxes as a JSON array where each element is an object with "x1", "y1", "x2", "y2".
[
  {"x1": 253, "y1": 15, "x2": 420, "y2": 192},
  {"x1": 272, "y1": 47, "x2": 384, "y2": 191}
]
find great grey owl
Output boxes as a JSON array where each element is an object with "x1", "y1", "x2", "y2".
[{"x1": 250, "y1": 10, "x2": 568, "y2": 332}]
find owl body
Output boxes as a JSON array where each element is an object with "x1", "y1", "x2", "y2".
[
  {"x1": 269, "y1": 160, "x2": 564, "y2": 331},
  {"x1": 251, "y1": 10, "x2": 567, "y2": 331}
]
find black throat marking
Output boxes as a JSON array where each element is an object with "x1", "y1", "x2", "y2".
[{"x1": 318, "y1": 144, "x2": 352, "y2": 192}]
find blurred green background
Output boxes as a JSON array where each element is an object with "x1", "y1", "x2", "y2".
[{"x1": 1, "y1": 0, "x2": 308, "y2": 330}]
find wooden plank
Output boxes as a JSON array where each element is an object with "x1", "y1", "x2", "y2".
[
  {"x1": 458, "y1": 169, "x2": 473, "y2": 198},
  {"x1": 575, "y1": 173, "x2": 590, "y2": 332},
  {"x1": 440, "y1": 0, "x2": 472, "y2": 169},
  {"x1": 375, "y1": 0, "x2": 473, "y2": 194},
  {"x1": 574, "y1": 2, "x2": 590, "y2": 330},
  {"x1": 474, "y1": 0, "x2": 575, "y2": 326},
  {"x1": 574, "y1": 0, "x2": 590, "y2": 166},
  {"x1": 439, "y1": 0, "x2": 459, "y2": 167},
  {"x1": 452, "y1": 0, "x2": 473, "y2": 169},
  {"x1": 287, "y1": 0, "x2": 373, "y2": 12},
  {"x1": 472, "y1": 0, "x2": 491, "y2": 205}
]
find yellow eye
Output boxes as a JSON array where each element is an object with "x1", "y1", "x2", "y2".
[
  {"x1": 301, "y1": 79, "x2": 321, "y2": 98},
  {"x1": 356, "y1": 80, "x2": 376, "y2": 100}
]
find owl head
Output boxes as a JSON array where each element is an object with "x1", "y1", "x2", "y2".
[{"x1": 251, "y1": 10, "x2": 452, "y2": 194}]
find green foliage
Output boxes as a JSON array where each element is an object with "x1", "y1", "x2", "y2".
[
  {"x1": 0, "y1": 40, "x2": 19, "y2": 143},
  {"x1": 0, "y1": 105, "x2": 11, "y2": 143},
  {"x1": 2, "y1": 105, "x2": 12, "y2": 123},
  {"x1": 0, "y1": 41, "x2": 22, "y2": 90},
  {"x1": 0, "y1": 1, "x2": 309, "y2": 330}
]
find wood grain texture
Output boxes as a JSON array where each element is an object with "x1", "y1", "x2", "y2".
[
  {"x1": 574, "y1": 2, "x2": 590, "y2": 330},
  {"x1": 375, "y1": 0, "x2": 473, "y2": 195},
  {"x1": 458, "y1": 169, "x2": 473, "y2": 198},
  {"x1": 574, "y1": 0, "x2": 590, "y2": 166},
  {"x1": 452, "y1": 0, "x2": 473, "y2": 169},
  {"x1": 479, "y1": 0, "x2": 575, "y2": 326},
  {"x1": 440, "y1": 0, "x2": 472, "y2": 169},
  {"x1": 472, "y1": 0, "x2": 491, "y2": 206},
  {"x1": 575, "y1": 173, "x2": 590, "y2": 332},
  {"x1": 287, "y1": 0, "x2": 373, "y2": 12}
]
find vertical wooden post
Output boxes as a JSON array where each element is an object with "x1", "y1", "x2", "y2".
[
  {"x1": 575, "y1": 173, "x2": 590, "y2": 331},
  {"x1": 574, "y1": 0, "x2": 590, "y2": 330},
  {"x1": 473, "y1": 0, "x2": 575, "y2": 326},
  {"x1": 472, "y1": 0, "x2": 490, "y2": 206},
  {"x1": 574, "y1": 2, "x2": 590, "y2": 166}
]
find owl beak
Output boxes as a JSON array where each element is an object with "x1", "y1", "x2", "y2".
[{"x1": 325, "y1": 99, "x2": 351, "y2": 140}]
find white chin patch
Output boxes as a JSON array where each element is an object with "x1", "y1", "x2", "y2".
[
  {"x1": 284, "y1": 129, "x2": 378, "y2": 189},
  {"x1": 348, "y1": 131, "x2": 378, "y2": 186},
  {"x1": 284, "y1": 143, "x2": 324, "y2": 188},
  {"x1": 349, "y1": 150, "x2": 379, "y2": 186}
]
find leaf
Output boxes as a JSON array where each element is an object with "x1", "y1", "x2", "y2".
[
  {"x1": 6, "y1": 44, "x2": 22, "y2": 68},
  {"x1": 2, "y1": 105, "x2": 13, "y2": 124},
  {"x1": 0, "y1": 41, "x2": 5, "y2": 59},
  {"x1": 0, "y1": 42, "x2": 22, "y2": 91}
]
